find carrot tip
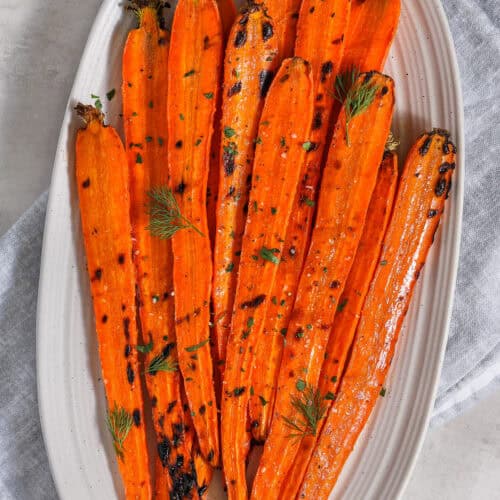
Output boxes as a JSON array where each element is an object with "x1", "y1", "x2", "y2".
[
  {"x1": 126, "y1": 0, "x2": 165, "y2": 27},
  {"x1": 74, "y1": 103, "x2": 104, "y2": 125},
  {"x1": 431, "y1": 127, "x2": 451, "y2": 136},
  {"x1": 127, "y1": 0, "x2": 164, "y2": 12}
]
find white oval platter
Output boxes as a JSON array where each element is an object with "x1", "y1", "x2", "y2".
[{"x1": 37, "y1": 1, "x2": 464, "y2": 499}]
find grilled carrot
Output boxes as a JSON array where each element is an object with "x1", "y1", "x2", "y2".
[
  {"x1": 265, "y1": 0, "x2": 302, "y2": 60},
  {"x1": 75, "y1": 104, "x2": 151, "y2": 499},
  {"x1": 341, "y1": 0, "x2": 401, "y2": 73},
  {"x1": 281, "y1": 150, "x2": 398, "y2": 499},
  {"x1": 212, "y1": 4, "x2": 279, "y2": 370},
  {"x1": 207, "y1": 0, "x2": 237, "y2": 244},
  {"x1": 221, "y1": 57, "x2": 314, "y2": 500},
  {"x1": 249, "y1": 0, "x2": 351, "y2": 441},
  {"x1": 298, "y1": 130, "x2": 456, "y2": 498},
  {"x1": 319, "y1": 151, "x2": 398, "y2": 395},
  {"x1": 251, "y1": 72, "x2": 395, "y2": 499},
  {"x1": 122, "y1": 4, "x2": 203, "y2": 497},
  {"x1": 181, "y1": 390, "x2": 214, "y2": 497},
  {"x1": 167, "y1": 0, "x2": 223, "y2": 466}
]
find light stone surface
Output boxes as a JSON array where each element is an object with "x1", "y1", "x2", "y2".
[{"x1": 0, "y1": 0, "x2": 498, "y2": 498}]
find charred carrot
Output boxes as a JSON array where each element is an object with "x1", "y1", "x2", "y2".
[
  {"x1": 249, "y1": 0, "x2": 351, "y2": 441},
  {"x1": 212, "y1": 4, "x2": 279, "y2": 370},
  {"x1": 122, "y1": 4, "x2": 203, "y2": 497},
  {"x1": 207, "y1": 0, "x2": 237, "y2": 244},
  {"x1": 75, "y1": 104, "x2": 151, "y2": 499},
  {"x1": 319, "y1": 151, "x2": 398, "y2": 395},
  {"x1": 341, "y1": 0, "x2": 401, "y2": 73},
  {"x1": 181, "y1": 389, "x2": 214, "y2": 497},
  {"x1": 281, "y1": 151, "x2": 399, "y2": 499},
  {"x1": 251, "y1": 72, "x2": 395, "y2": 499},
  {"x1": 298, "y1": 130, "x2": 456, "y2": 498},
  {"x1": 167, "y1": 0, "x2": 223, "y2": 465},
  {"x1": 221, "y1": 57, "x2": 314, "y2": 500},
  {"x1": 265, "y1": 0, "x2": 302, "y2": 60}
]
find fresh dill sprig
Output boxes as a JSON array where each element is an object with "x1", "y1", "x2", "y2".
[
  {"x1": 145, "y1": 352, "x2": 178, "y2": 375},
  {"x1": 106, "y1": 404, "x2": 133, "y2": 460},
  {"x1": 335, "y1": 68, "x2": 380, "y2": 146},
  {"x1": 146, "y1": 186, "x2": 204, "y2": 239},
  {"x1": 334, "y1": 67, "x2": 360, "y2": 103},
  {"x1": 282, "y1": 384, "x2": 328, "y2": 439}
]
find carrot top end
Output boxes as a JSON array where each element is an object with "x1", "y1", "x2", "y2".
[{"x1": 75, "y1": 103, "x2": 104, "y2": 126}]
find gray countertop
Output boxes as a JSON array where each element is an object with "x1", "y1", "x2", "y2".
[{"x1": 1, "y1": 0, "x2": 498, "y2": 498}]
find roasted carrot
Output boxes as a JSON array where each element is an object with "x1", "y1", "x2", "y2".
[
  {"x1": 122, "y1": 4, "x2": 203, "y2": 498},
  {"x1": 281, "y1": 150, "x2": 398, "y2": 499},
  {"x1": 221, "y1": 57, "x2": 314, "y2": 500},
  {"x1": 181, "y1": 389, "x2": 214, "y2": 497},
  {"x1": 298, "y1": 130, "x2": 456, "y2": 498},
  {"x1": 167, "y1": 0, "x2": 223, "y2": 466},
  {"x1": 249, "y1": 0, "x2": 351, "y2": 441},
  {"x1": 207, "y1": 0, "x2": 237, "y2": 244},
  {"x1": 341, "y1": 0, "x2": 401, "y2": 73},
  {"x1": 212, "y1": 4, "x2": 279, "y2": 369},
  {"x1": 319, "y1": 151, "x2": 398, "y2": 396},
  {"x1": 265, "y1": 0, "x2": 302, "y2": 60},
  {"x1": 75, "y1": 104, "x2": 151, "y2": 499},
  {"x1": 251, "y1": 72, "x2": 395, "y2": 499}
]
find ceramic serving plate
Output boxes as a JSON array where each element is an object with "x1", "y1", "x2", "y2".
[{"x1": 37, "y1": 1, "x2": 464, "y2": 498}]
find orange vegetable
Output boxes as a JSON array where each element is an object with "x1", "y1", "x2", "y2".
[
  {"x1": 251, "y1": 72, "x2": 395, "y2": 499},
  {"x1": 281, "y1": 151, "x2": 398, "y2": 499},
  {"x1": 221, "y1": 57, "x2": 314, "y2": 500},
  {"x1": 122, "y1": 5, "x2": 204, "y2": 497},
  {"x1": 298, "y1": 130, "x2": 456, "y2": 498},
  {"x1": 249, "y1": 0, "x2": 351, "y2": 441},
  {"x1": 342, "y1": 0, "x2": 401, "y2": 72},
  {"x1": 265, "y1": 0, "x2": 302, "y2": 60},
  {"x1": 207, "y1": 0, "x2": 237, "y2": 244},
  {"x1": 167, "y1": 0, "x2": 223, "y2": 466},
  {"x1": 182, "y1": 391, "x2": 214, "y2": 497},
  {"x1": 75, "y1": 104, "x2": 151, "y2": 499},
  {"x1": 212, "y1": 4, "x2": 279, "y2": 370}
]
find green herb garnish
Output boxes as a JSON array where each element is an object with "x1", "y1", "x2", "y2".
[
  {"x1": 146, "y1": 186, "x2": 204, "y2": 239},
  {"x1": 260, "y1": 247, "x2": 280, "y2": 265},
  {"x1": 224, "y1": 126, "x2": 236, "y2": 138},
  {"x1": 296, "y1": 379, "x2": 306, "y2": 392},
  {"x1": 136, "y1": 340, "x2": 154, "y2": 354},
  {"x1": 282, "y1": 384, "x2": 327, "y2": 439},
  {"x1": 91, "y1": 93, "x2": 103, "y2": 110},
  {"x1": 335, "y1": 68, "x2": 380, "y2": 146},
  {"x1": 106, "y1": 404, "x2": 133, "y2": 460},
  {"x1": 145, "y1": 353, "x2": 178, "y2": 375},
  {"x1": 185, "y1": 338, "x2": 210, "y2": 352}
]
